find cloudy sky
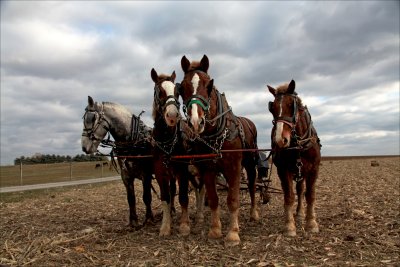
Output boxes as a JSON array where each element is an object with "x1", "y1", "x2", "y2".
[{"x1": 1, "y1": 1, "x2": 399, "y2": 165}]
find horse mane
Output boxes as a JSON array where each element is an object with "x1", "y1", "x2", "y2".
[
  {"x1": 152, "y1": 101, "x2": 158, "y2": 121},
  {"x1": 275, "y1": 83, "x2": 303, "y2": 107},
  {"x1": 102, "y1": 102, "x2": 132, "y2": 115}
]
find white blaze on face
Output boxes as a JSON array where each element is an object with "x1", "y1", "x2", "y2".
[
  {"x1": 161, "y1": 81, "x2": 178, "y2": 116},
  {"x1": 275, "y1": 122, "x2": 284, "y2": 145},
  {"x1": 190, "y1": 74, "x2": 200, "y2": 129},
  {"x1": 275, "y1": 98, "x2": 284, "y2": 145}
]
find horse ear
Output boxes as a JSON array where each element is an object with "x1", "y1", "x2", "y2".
[
  {"x1": 176, "y1": 83, "x2": 183, "y2": 97},
  {"x1": 288, "y1": 80, "x2": 296, "y2": 94},
  {"x1": 267, "y1": 85, "x2": 276, "y2": 96},
  {"x1": 181, "y1": 55, "x2": 190, "y2": 73},
  {"x1": 171, "y1": 71, "x2": 176, "y2": 82},
  {"x1": 207, "y1": 79, "x2": 214, "y2": 96},
  {"x1": 88, "y1": 96, "x2": 94, "y2": 106},
  {"x1": 200, "y1": 54, "x2": 209, "y2": 73},
  {"x1": 151, "y1": 68, "x2": 158, "y2": 83}
]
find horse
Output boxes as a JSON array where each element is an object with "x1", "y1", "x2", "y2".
[
  {"x1": 267, "y1": 80, "x2": 321, "y2": 236},
  {"x1": 81, "y1": 96, "x2": 154, "y2": 228},
  {"x1": 178, "y1": 55, "x2": 260, "y2": 246},
  {"x1": 151, "y1": 68, "x2": 198, "y2": 236}
]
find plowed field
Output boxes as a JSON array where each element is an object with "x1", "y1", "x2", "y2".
[{"x1": 1, "y1": 157, "x2": 399, "y2": 266}]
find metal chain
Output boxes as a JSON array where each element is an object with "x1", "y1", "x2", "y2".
[
  {"x1": 192, "y1": 128, "x2": 228, "y2": 156},
  {"x1": 153, "y1": 133, "x2": 178, "y2": 156}
]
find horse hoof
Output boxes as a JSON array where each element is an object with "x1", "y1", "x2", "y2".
[
  {"x1": 179, "y1": 223, "x2": 191, "y2": 236},
  {"x1": 306, "y1": 220, "x2": 319, "y2": 233},
  {"x1": 250, "y1": 210, "x2": 260, "y2": 221},
  {"x1": 159, "y1": 230, "x2": 171, "y2": 237},
  {"x1": 159, "y1": 226, "x2": 171, "y2": 236},
  {"x1": 128, "y1": 220, "x2": 140, "y2": 229},
  {"x1": 225, "y1": 231, "x2": 240, "y2": 247},
  {"x1": 208, "y1": 228, "x2": 222, "y2": 239},
  {"x1": 286, "y1": 230, "x2": 297, "y2": 237},
  {"x1": 285, "y1": 222, "x2": 296, "y2": 237}
]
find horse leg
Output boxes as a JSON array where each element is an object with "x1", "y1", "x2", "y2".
[
  {"x1": 195, "y1": 184, "x2": 205, "y2": 223},
  {"x1": 204, "y1": 171, "x2": 222, "y2": 239},
  {"x1": 224, "y1": 157, "x2": 242, "y2": 246},
  {"x1": 170, "y1": 177, "x2": 176, "y2": 215},
  {"x1": 122, "y1": 175, "x2": 139, "y2": 228},
  {"x1": 142, "y1": 172, "x2": 154, "y2": 224},
  {"x1": 279, "y1": 169, "x2": 296, "y2": 236},
  {"x1": 177, "y1": 171, "x2": 190, "y2": 236},
  {"x1": 305, "y1": 172, "x2": 319, "y2": 233},
  {"x1": 245, "y1": 164, "x2": 259, "y2": 221},
  {"x1": 188, "y1": 164, "x2": 205, "y2": 223},
  {"x1": 154, "y1": 164, "x2": 172, "y2": 236},
  {"x1": 296, "y1": 179, "x2": 305, "y2": 223}
]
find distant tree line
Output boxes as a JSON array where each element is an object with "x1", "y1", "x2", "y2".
[{"x1": 14, "y1": 154, "x2": 108, "y2": 165}]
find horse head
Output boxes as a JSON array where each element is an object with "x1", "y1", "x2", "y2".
[
  {"x1": 179, "y1": 55, "x2": 214, "y2": 134},
  {"x1": 151, "y1": 68, "x2": 180, "y2": 127},
  {"x1": 81, "y1": 96, "x2": 110, "y2": 154},
  {"x1": 267, "y1": 80, "x2": 301, "y2": 148}
]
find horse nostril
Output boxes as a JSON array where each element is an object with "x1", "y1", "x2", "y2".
[
  {"x1": 82, "y1": 147, "x2": 87, "y2": 153},
  {"x1": 283, "y1": 138, "x2": 288, "y2": 145},
  {"x1": 200, "y1": 118, "x2": 205, "y2": 127}
]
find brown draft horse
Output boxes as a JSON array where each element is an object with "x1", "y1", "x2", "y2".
[
  {"x1": 150, "y1": 68, "x2": 193, "y2": 236},
  {"x1": 178, "y1": 55, "x2": 259, "y2": 246},
  {"x1": 267, "y1": 80, "x2": 321, "y2": 236}
]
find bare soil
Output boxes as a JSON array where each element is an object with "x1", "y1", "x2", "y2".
[{"x1": 1, "y1": 157, "x2": 399, "y2": 266}]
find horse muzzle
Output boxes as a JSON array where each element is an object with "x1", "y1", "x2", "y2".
[
  {"x1": 274, "y1": 121, "x2": 291, "y2": 148},
  {"x1": 164, "y1": 105, "x2": 180, "y2": 127},
  {"x1": 81, "y1": 136, "x2": 98, "y2": 154},
  {"x1": 189, "y1": 116, "x2": 205, "y2": 134}
]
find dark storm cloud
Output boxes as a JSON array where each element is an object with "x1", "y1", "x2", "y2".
[{"x1": 0, "y1": 1, "x2": 399, "y2": 165}]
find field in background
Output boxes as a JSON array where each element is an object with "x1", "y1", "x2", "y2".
[
  {"x1": 0, "y1": 161, "x2": 118, "y2": 187},
  {"x1": 1, "y1": 155, "x2": 397, "y2": 188}
]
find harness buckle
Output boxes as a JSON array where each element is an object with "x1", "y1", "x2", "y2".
[{"x1": 295, "y1": 159, "x2": 303, "y2": 182}]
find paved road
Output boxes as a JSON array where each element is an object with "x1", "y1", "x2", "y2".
[{"x1": 0, "y1": 176, "x2": 121, "y2": 193}]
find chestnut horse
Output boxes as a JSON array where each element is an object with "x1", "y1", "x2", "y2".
[
  {"x1": 267, "y1": 80, "x2": 321, "y2": 236},
  {"x1": 150, "y1": 68, "x2": 193, "y2": 236},
  {"x1": 178, "y1": 55, "x2": 259, "y2": 246}
]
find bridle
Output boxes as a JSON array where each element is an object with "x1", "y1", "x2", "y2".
[
  {"x1": 181, "y1": 70, "x2": 211, "y2": 117},
  {"x1": 153, "y1": 79, "x2": 180, "y2": 116},
  {"x1": 269, "y1": 93, "x2": 299, "y2": 129},
  {"x1": 152, "y1": 79, "x2": 182, "y2": 157},
  {"x1": 81, "y1": 106, "x2": 111, "y2": 142}
]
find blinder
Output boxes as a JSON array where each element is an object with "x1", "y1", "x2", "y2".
[
  {"x1": 82, "y1": 108, "x2": 110, "y2": 142},
  {"x1": 269, "y1": 94, "x2": 298, "y2": 127},
  {"x1": 268, "y1": 101, "x2": 273, "y2": 113},
  {"x1": 154, "y1": 83, "x2": 180, "y2": 112}
]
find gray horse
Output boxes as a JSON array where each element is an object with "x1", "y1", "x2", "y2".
[{"x1": 81, "y1": 96, "x2": 154, "y2": 228}]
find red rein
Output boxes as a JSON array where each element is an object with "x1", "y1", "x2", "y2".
[{"x1": 110, "y1": 148, "x2": 272, "y2": 160}]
